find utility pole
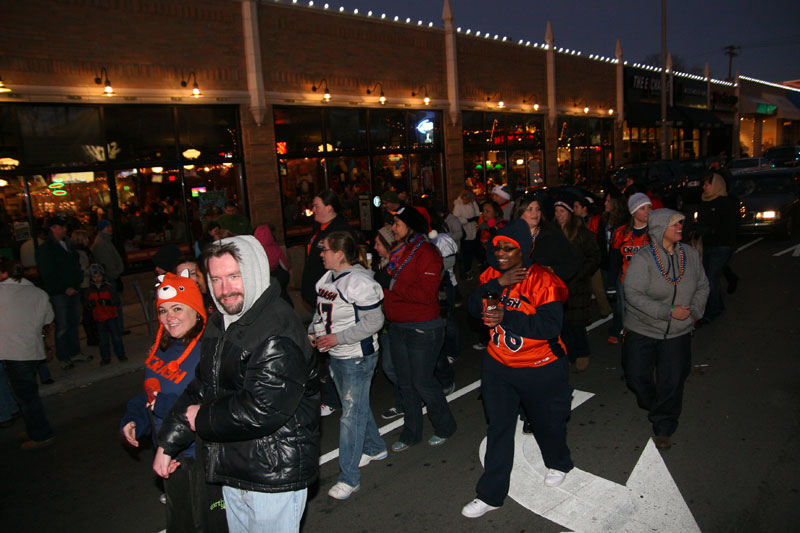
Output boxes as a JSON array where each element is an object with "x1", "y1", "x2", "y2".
[{"x1": 723, "y1": 45, "x2": 741, "y2": 81}]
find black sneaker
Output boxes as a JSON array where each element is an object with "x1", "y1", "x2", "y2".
[{"x1": 381, "y1": 407, "x2": 404, "y2": 420}]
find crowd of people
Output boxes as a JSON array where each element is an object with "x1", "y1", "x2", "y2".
[{"x1": 0, "y1": 162, "x2": 743, "y2": 529}]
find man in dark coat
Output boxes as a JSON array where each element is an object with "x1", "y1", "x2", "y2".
[
  {"x1": 156, "y1": 236, "x2": 319, "y2": 531},
  {"x1": 34, "y1": 216, "x2": 89, "y2": 369}
]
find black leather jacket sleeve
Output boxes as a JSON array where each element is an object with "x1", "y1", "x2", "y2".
[
  {"x1": 194, "y1": 336, "x2": 308, "y2": 443},
  {"x1": 157, "y1": 376, "x2": 205, "y2": 457}
]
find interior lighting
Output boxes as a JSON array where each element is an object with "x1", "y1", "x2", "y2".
[
  {"x1": 0, "y1": 179, "x2": 9, "y2": 187},
  {"x1": 583, "y1": 106, "x2": 589, "y2": 114},
  {"x1": 151, "y1": 166, "x2": 164, "y2": 173},
  {"x1": 608, "y1": 108, "x2": 614, "y2": 115},
  {"x1": 182, "y1": 148, "x2": 201, "y2": 159},
  {"x1": 0, "y1": 77, "x2": 11, "y2": 93},
  {"x1": 94, "y1": 67, "x2": 114, "y2": 96}
]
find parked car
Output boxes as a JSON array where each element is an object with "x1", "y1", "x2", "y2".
[
  {"x1": 612, "y1": 160, "x2": 686, "y2": 208},
  {"x1": 764, "y1": 146, "x2": 800, "y2": 168},
  {"x1": 732, "y1": 168, "x2": 800, "y2": 238},
  {"x1": 727, "y1": 157, "x2": 774, "y2": 175},
  {"x1": 678, "y1": 159, "x2": 711, "y2": 208}
]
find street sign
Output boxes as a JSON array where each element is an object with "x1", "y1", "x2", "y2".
[{"x1": 479, "y1": 389, "x2": 700, "y2": 532}]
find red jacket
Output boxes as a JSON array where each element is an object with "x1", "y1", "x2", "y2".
[{"x1": 383, "y1": 239, "x2": 443, "y2": 324}]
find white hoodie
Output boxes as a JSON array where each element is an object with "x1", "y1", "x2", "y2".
[{"x1": 0, "y1": 278, "x2": 54, "y2": 361}]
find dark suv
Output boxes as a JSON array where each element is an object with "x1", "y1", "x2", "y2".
[
  {"x1": 612, "y1": 160, "x2": 687, "y2": 208},
  {"x1": 764, "y1": 146, "x2": 800, "y2": 168}
]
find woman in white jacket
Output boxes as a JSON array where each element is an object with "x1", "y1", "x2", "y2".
[{"x1": 453, "y1": 189, "x2": 481, "y2": 277}]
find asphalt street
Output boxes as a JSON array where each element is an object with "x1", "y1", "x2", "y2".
[{"x1": 1, "y1": 235, "x2": 798, "y2": 532}]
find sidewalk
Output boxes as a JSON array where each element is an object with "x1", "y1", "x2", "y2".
[{"x1": 38, "y1": 284, "x2": 313, "y2": 399}]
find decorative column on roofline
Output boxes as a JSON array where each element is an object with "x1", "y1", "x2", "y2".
[
  {"x1": 667, "y1": 53, "x2": 674, "y2": 107},
  {"x1": 442, "y1": 0, "x2": 460, "y2": 126},
  {"x1": 733, "y1": 71, "x2": 741, "y2": 158},
  {"x1": 615, "y1": 40, "x2": 624, "y2": 125},
  {"x1": 242, "y1": 0, "x2": 266, "y2": 126},
  {"x1": 705, "y1": 63, "x2": 711, "y2": 109},
  {"x1": 545, "y1": 21, "x2": 556, "y2": 127}
]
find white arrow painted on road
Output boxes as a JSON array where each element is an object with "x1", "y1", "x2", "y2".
[
  {"x1": 478, "y1": 390, "x2": 700, "y2": 532},
  {"x1": 773, "y1": 242, "x2": 800, "y2": 257}
]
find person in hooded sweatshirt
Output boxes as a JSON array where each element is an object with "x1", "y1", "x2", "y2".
[
  {"x1": 155, "y1": 235, "x2": 319, "y2": 533},
  {"x1": 462, "y1": 220, "x2": 573, "y2": 519},
  {"x1": 622, "y1": 208, "x2": 709, "y2": 450}
]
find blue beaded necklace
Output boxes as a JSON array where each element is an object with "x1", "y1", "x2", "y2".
[{"x1": 648, "y1": 242, "x2": 685, "y2": 285}]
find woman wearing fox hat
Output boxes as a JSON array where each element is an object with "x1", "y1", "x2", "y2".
[{"x1": 120, "y1": 270, "x2": 227, "y2": 531}]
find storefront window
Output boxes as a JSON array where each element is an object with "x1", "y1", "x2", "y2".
[
  {"x1": 327, "y1": 155, "x2": 369, "y2": 222},
  {"x1": 407, "y1": 110, "x2": 440, "y2": 150},
  {"x1": 409, "y1": 153, "x2": 443, "y2": 206},
  {"x1": 369, "y1": 109, "x2": 406, "y2": 151},
  {"x1": 17, "y1": 105, "x2": 104, "y2": 167},
  {"x1": 278, "y1": 157, "x2": 325, "y2": 238},
  {"x1": 462, "y1": 112, "x2": 485, "y2": 150},
  {"x1": 26, "y1": 171, "x2": 110, "y2": 223},
  {"x1": 274, "y1": 107, "x2": 324, "y2": 155},
  {"x1": 326, "y1": 109, "x2": 367, "y2": 153},
  {"x1": 463, "y1": 152, "x2": 487, "y2": 200},
  {"x1": 178, "y1": 106, "x2": 239, "y2": 159},
  {"x1": 105, "y1": 106, "x2": 176, "y2": 163}
]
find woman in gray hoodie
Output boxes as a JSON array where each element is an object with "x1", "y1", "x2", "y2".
[{"x1": 622, "y1": 208, "x2": 709, "y2": 450}]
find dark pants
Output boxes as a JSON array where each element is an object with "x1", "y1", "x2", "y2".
[
  {"x1": 79, "y1": 288, "x2": 98, "y2": 345},
  {"x1": 96, "y1": 318, "x2": 125, "y2": 362},
  {"x1": 3, "y1": 360, "x2": 53, "y2": 442},
  {"x1": 435, "y1": 276, "x2": 457, "y2": 388},
  {"x1": 703, "y1": 245, "x2": 733, "y2": 321},
  {"x1": 320, "y1": 355, "x2": 342, "y2": 409},
  {"x1": 389, "y1": 320, "x2": 457, "y2": 445},
  {"x1": 379, "y1": 332, "x2": 403, "y2": 411},
  {"x1": 477, "y1": 354, "x2": 573, "y2": 507},
  {"x1": 164, "y1": 454, "x2": 228, "y2": 533},
  {"x1": 561, "y1": 320, "x2": 590, "y2": 363},
  {"x1": 609, "y1": 274, "x2": 625, "y2": 339},
  {"x1": 622, "y1": 330, "x2": 692, "y2": 437},
  {"x1": 50, "y1": 293, "x2": 81, "y2": 363},
  {"x1": 459, "y1": 238, "x2": 478, "y2": 276}
]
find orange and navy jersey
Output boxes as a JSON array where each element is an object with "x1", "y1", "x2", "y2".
[
  {"x1": 586, "y1": 214, "x2": 601, "y2": 235},
  {"x1": 611, "y1": 225, "x2": 650, "y2": 281},
  {"x1": 477, "y1": 264, "x2": 568, "y2": 368}
]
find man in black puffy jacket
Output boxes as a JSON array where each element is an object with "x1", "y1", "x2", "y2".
[{"x1": 155, "y1": 235, "x2": 319, "y2": 532}]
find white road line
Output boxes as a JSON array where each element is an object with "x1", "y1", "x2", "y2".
[
  {"x1": 320, "y1": 315, "x2": 614, "y2": 467},
  {"x1": 773, "y1": 243, "x2": 800, "y2": 257},
  {"x1": 736, "y1": 237, "x2": 764, "y2": 254}
]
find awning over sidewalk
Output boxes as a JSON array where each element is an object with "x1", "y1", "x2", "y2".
[
  {"x1": 739, "y1": 95, "x2": 777, "y2": 115},
  {"x1": 676, "y1": 106, "x2": 727, "y2": 129},
  {"x1": 761, "y1": 93, "x2": 800, "y2": 120}
]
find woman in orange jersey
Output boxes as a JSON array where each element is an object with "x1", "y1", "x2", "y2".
[{"x1": 461, "y1": 220, "x2": 573, "y2": 519}]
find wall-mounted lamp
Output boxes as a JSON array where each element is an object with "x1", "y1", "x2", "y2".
[
  {"x1": 522, "y1": 94, "x2": 541, "y2": 111},
  {"x1": 181, "y1": 71, "x2": 201, "y2": 98},
  {"x1": 0, "y1": 76, "x2": 11, "y2": 94},
  {"x1": 487, "y1": 93, "x2": 504, "y2": 109},
  {"x1": 367, "y1": 82, "x2": 386, "y2": 105},
  {"x1": 574, "y1": 100, "x2": 590, "y2": 114},
  {"x1": 312, "y1": 78, "x2": 331, "y2": 102},
  {"x1": 94, "y1": 67, "x2": 114, "y2": 96},
  {"x1": 411, "y1": 84, "x2": 430, "y2": 105}
]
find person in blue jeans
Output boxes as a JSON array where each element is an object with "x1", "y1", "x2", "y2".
[
  {"x1": 310, "y1": 231, "x2": 387, "y2": 500},
  {"x1": 376, "y1": 206, "x2": 457, "y2": 451}
]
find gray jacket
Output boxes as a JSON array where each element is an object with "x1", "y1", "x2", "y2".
[
  {"x1": 91, "y1": 233, "x2": 124, "y2": 281},
  {"x1": 623, "y1": 209, "x2": 709, "y2": 339}
]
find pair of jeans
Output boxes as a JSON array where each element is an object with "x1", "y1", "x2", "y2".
[
  {"x1": 379, "y1": 332, "x2": 403, "y2": 411},
  {"x1": 0, "y1": 363, "x2": 18, "y2": 420},
  {"x1": 79, "y1": 287, "x2": 97, "y2": 345},
  {"x1": 388, "y1": 320, "x2": 457, "y2": 445},
  {"x1": 96, "y1": 318, "x2": 125, "y2": 362},
  {"x1": 329, "y1": 353, "x2": 386, "y2": 487},
  {"x1": 440, "y1": 276, "x2": 462, "y2": 362},
  {"x1": 622, "y1": 330, "x2": 692, "y2": 437},
  {"x1": 3, "y1": 360, "x2": 53, "y2": 441},
  {"x1": 222, "y1": 486, "x2": 307, "y2": 533},
  {"x1": 561, "y1": 321, "x2": 590, "y2": 363},
  {"x1": 477, "y1": 354, "x2": 573, "y2": 507},
  {"x1": 50, "y1": 293, "x2": 81, "y2": 363},
  {"x1": 37, "y1": 362, "x2": 53, "y2": 384},
  {"x1": 703, "y1": 245, "x2": 733, "y2": 321}
]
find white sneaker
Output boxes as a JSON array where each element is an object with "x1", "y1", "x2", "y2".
[
  {"x1": 358, "y1": 449, "x2": 388, "y2": 467},
  {"x1": 472, "y1": 342, "x2": 487, "y2": 350},
  {"x1": 328, "y1": 481, "x2": 360, "y2": 500},
  {"x1": 320, "y1": 404, "x2": 336, "y2": 417},
  {"x1": 544, "y1": 469, "x2": 567, "y2": 487},
  {"x1": 446, "y1": 355, "x2": 456, "y2": 365},
  {"x1": 461, "y1": 498, "x2": 499, "y2": 518},
  {"x1": 159, "y1": 493, "x2": 166, "y2": 504}
]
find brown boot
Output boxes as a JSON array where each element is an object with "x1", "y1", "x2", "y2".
[
  {"x1": 654, "y1": 436, "x2": 672, "y2": 449},
  {"x1": 21, "y1": 437, "x2": 55, "y2": 451},
  {"x1": 575, "y1": 357, "x2": 590, "y2": 372}
]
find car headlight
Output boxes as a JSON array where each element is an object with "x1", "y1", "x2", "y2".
[{"x1": 755, "y1": 210, "x2": 779, "y2": 220}]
